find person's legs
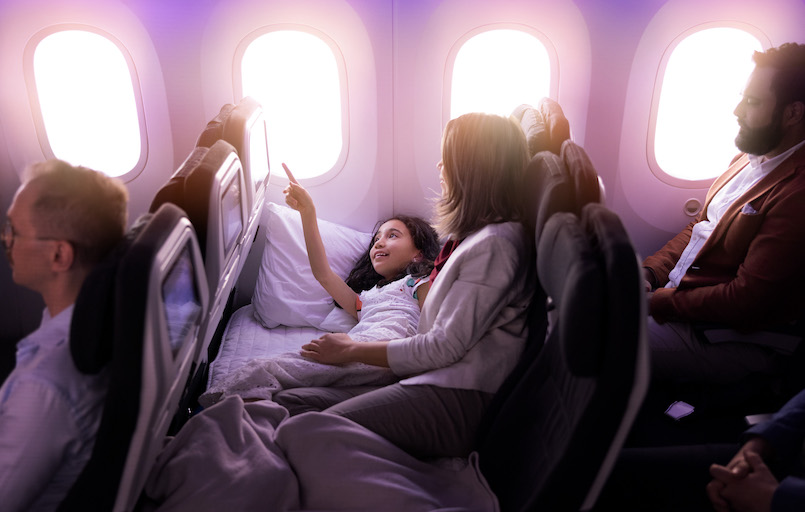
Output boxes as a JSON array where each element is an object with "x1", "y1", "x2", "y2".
[
  {"x1": 273, "y1": 385, "x2": 382, "y2": 416},
  {"x1": 324, "y1": 383, "x2": 493, "y2": 458},
  {"x1": 648, "y1": 318, "x2": 779, "y2": 384}
]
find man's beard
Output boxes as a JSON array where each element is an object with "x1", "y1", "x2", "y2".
[{"x1": 735, "y1": 109, "x2": 784, "y2": 156}]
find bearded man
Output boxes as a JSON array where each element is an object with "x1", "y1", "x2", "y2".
[{"x1": 642, "y1": 42, "x2": 805, "y2": 385}]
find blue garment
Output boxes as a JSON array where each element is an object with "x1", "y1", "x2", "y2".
[
  {"x1": 0, "y1": 306, "x2": 107, "y2": 512},
  {"x1": 747, "y1": 388, "x2": 805, "y2": 512}
]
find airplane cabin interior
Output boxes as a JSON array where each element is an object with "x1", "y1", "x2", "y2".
[{"x1": 1, "y1": 0, "x2": 804, "y2": 510}]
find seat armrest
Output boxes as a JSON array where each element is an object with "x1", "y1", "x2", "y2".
[{"x1": 744, "y1": 413, "x2": 774, "y2": 426}]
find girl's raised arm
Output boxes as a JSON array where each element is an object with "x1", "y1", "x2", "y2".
[{"x1": 282, "y1": 163, "x2": 360, "y2": 319}]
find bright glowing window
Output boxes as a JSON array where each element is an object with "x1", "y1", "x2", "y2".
[
  {"x1": 33, "y1": 30, "x2": 142, "y2": 178},
  {"x1": 654, "y1": 28, "x2": 762, "y2": 181},
  {"x1": 450, "y1": 29, "x2": 551, "y2": 120},
  {"x1": 241, "y1": 30, "x2": 343, "y2": 180}
]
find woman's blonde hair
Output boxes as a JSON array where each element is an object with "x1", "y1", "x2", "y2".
[{"x1": 434, "y1": 113, "x2": 529, "y2": 240}]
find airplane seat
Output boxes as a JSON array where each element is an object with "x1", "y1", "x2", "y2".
[
  {"x1": 780, "y1": 329, "x2": 805, "y2": 396},
  {"x1": 510, "y1": 97, "x2": 570, "y2": 158},
  {"x1": 560, "y1": 139, "x2": 603, "y2": 211},
  {"x1": 475, "y1": 256, "x2": 549, "y2": 473},
  {"x1": 149, "y1": 148, "x2": 210, "y2": 252},
  {"x1": 524, "y1": 150, "x2": 574, "y2": 241},
  {"x1": 475, "y1": 154, "x2": 569, "y2": 462},
  {"x1": 511, "y1": 103, "x2": 552, "y2": 159},
  {"x1": 149, "y1": 139, "x2": 247, "y2": 425},
  {"x1": 59, "y1": 203, "x2": 208, "y2": 512},
  {"x1": 536, "y1": 97, "x2": 571, "y2": 154},
  {"x1": 195, "y1": 103, "x2": 236, "y2": 149},
  {"x1": 68, "y1": 218, "x2": 147, "y2": 376},
  {"x1": 598, "y1": 176, "x2": 607, "y2": 204},
  {"x1": 149, "y1": 139, "x2": 246, "y2": 344},
  {"x1": 196, "y1": 96, "x2": 271, "y2": 289},
  {"x1": 476, "y1": 206, "x2": 647, "y2": 512},
  {"x1": 579, "y1": 202, "x2": 650, "y2": 503}
]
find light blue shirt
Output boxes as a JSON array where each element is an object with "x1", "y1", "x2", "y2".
[
  {"x1": 0, "y1": 306, "x2": 108, "y2": 512},
  {"x1": 667, "y1": 140, "x2": 805, "y2": 288}
]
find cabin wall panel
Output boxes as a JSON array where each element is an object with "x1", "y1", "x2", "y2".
[
  {"x1": 122, "y1": 0, "x2": 215, "y2": 178},
  {"x1": 573, "y1": 0, "x2": 668, "y2": 258},
  {"x1": 199, "y1": 0, "x2": 389, "y2": 233}
]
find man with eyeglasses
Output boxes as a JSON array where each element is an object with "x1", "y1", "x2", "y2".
[{"x1": 0, "y1": 160, "x2": 128, "y2": 512}]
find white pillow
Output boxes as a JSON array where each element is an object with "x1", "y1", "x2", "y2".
[{"x1": 252, "y1": 202, "x2": 370, "y2": 331}]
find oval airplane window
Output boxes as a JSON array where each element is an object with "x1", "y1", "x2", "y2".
[
  {"x1": 450, "y1": 28, "x2": 551, "y2": 120},
  {"x1": 31, "y1": 29, "x2": 143, "y2": 178},
  {"x1": 652, "y1": 27, "x2": 762, "y2": 182},
  {"x1": 241, "y1": 29, "x2": 344, "y2": 181}
]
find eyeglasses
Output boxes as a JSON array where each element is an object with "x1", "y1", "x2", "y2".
[
  {"x1": 1, "y1": 221, "x2": 15, "y2": 251},
  {"x1": 1, "y1": 220, "x2": 57, "y2": 251}
]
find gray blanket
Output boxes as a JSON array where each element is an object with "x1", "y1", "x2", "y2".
[{"x1": 145, "y1": 396, "x2": 499, "y2": 511}]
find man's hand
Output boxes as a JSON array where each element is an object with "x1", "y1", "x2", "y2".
[{"x1": 707, "y1": 437, "x2": 776, "y2": 512}]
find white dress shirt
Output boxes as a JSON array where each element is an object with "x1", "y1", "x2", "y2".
[{"x1": 0, "y1": 306, "x2": 108, "y2": 512}]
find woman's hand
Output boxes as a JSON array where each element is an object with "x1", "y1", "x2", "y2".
[
  {"x1": 301, "y1": 333, "x2": 356, "y2": 364},
  {"x1": 282, "y1": 163, "x2": 315, "y2": 214}
]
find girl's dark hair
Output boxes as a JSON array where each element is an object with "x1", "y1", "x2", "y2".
[{"x1": 345, "y1": 215, "x2": 440, "y2": 293}]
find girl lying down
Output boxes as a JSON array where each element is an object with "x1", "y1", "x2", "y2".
[{"x1": 199, "y1": 164, "x2": 440, "y2": 405}]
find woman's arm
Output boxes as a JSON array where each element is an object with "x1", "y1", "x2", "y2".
[{"x1": 283, "y1": 164, "x2": 359, "y2": 319}]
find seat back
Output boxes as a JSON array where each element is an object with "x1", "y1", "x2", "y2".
[
  {"x1": 476, "y1": 151, "x2": 564, "y2": 463},
  {"x1": 150, "y1": 139, "x2": 248, "y2": 364},
  {"x1": 60, "y1": 203, "x2": 208, "y2": 512},
  {"x1": 511, "y1": 98, "x2": 570, "y2": 157},
  {"x1": 560, "y1": 139, "x2": 602, "y2": 211},
  {"x1": 524, "y1": 150, "x2": 573, "y2": 240},
  {"x1": 197, "y1": 97, "x2": 270, "y2": 269},
  {"x1": 477, "y1": 207, "x2": 648, "y2": 512},
  {"x1": 577, "y1": 202, "x2": 649, "y2": 509}
]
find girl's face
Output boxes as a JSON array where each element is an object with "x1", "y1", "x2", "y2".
[{"x1": 369, "y1": 219, "x2": 421, "y2": 280}]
